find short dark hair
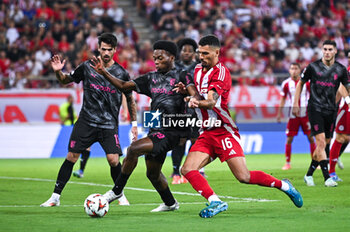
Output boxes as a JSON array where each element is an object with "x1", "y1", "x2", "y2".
[
  {"x1": 290, "y1": 62, "x2": 300, "y2": 68},
  {"x1": 322, "y1": 40, "x2": 336, "y2": 48},
  {"x1": 177, "y1": 38, "x2": 198, "y2": 51},
  {"x1": 198, "y1": 35, "x2": 221, "y2": 48},
  {"x1": 98, "y1": 33, "x2": 118, "y2": 48},
  {"x1": 153, "y1": 40, "x2": 178, "y2": 57}
]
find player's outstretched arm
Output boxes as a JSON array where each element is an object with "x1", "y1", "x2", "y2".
[
  {"x1": 90, "y1": 56, "x2": 136, "y2": 92},
  {"x1": 189, "y1": 89, "x2": 218, "y2": 109},
  {"x1": 173, "y1": 82, "x2": 188, "y2": 94},
  {"x1": 292, "y1": 80, "x2": 305, "y2": 117},
  {"x1": 51, "y1": 55, "x2": 73, "y2": 84}
]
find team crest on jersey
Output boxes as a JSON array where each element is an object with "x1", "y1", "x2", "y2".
[
  {"x1": 169, "y1": 78, "x2": 176, "y2": 86},
  {"x1": 70, "y1": 141, "x2": 76, "y2": 148},
  {"x1": 334, "y1": 74, "x2": 338, "y2": 80}
]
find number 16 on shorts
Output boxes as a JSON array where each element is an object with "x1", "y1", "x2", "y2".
[{"x1": 221, "y1": 137, "x2": 233, "y2": 151}]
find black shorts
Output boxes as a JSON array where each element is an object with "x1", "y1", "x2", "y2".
[
  {"x1": 146, "y1": 130, "x2": 188, "y2": 164},
  {"x1": 68, "y1": 118, "x2": 122, "y2": 155},
  {"x1": 190, "y1": 125, "x2": 200, "y2": 139},
  {"x1": 308, "y1": 106, "x2": 336, "y2": 138}
]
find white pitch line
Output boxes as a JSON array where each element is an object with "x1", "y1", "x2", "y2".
[
  {"x1": 0, "y1": 200, "x2": 262, "y2": 208},
  {"x1": 0, "y1": 176, "x2": 278, "y2": 203}
]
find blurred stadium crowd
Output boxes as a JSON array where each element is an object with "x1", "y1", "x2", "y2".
[{"x1": 0, "y1": 0, "x2": 349, "y2": 90}]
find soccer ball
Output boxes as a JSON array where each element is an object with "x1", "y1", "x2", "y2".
[{"x1": 84, "y1": 193, "x2": 109, "y2": 217}]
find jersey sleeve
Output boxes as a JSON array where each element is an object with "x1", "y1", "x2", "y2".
[
  {"x1": 208, "y1": 68, "x2": 229, "y2": 96},
  {"x1": 300, "y1": 65, "x2": 312, "y2": 83},
  {"x1": 340, "y1": 66, "x2": 350, "y2": 88},
  {"x1": 121, "y1": 71, "x2": 133, "y2": 96},
  {"x1": 305, "y1": 81, "x2": 311, "y2": 92},
  {"x1": 280, "y1": 81, "x2": 288, "y2": 97},
  {"x1": 132, "y1": 73, "x2": 152, "y2": 97},
  {"x1": 69, "y1": 62, "x2": 85, "y2": 83}
]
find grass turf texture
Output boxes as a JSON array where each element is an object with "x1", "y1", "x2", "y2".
[{"x1": 0, "y1": 154, "x2": 349, "y2": 232}]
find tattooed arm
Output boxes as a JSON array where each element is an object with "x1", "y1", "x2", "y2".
[
  {"x1": 125, "y1": 93, "x2": 137, "y2": 123},
  {"x1": 188, "y1": 89, "x2": 219, "y2": 110},
  {"x1": 125, "y1": 93, "x2": 138, "y2": 141}
]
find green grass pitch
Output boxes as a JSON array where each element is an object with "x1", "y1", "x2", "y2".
[{"x1": 0, "y1": 154, "x2": 349, "y2": 232}]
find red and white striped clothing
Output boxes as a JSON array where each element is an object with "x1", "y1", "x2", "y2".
[
  {"x1": 280, "y1": 78, "x2": 310, "y2": 118},
  {"x1": 193, "y1": 62, "x2": 236, "y2": 131}
]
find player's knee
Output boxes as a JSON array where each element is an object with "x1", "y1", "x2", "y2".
[
  {"x1": 316, "y1": 139, "x2": 326, "y2": 149},
  {"x1": 106, "y1": 156, "x2": 119, "y2": 166},
  {"x1": 336, "y1": 134, "x2": 348, "y2": 144},
  {"x1": 345, "y1": 135, "x2": 350, "y2": 143},
  {"x1": 126, "y1": 145, "x2": 140, "y2": 159},
  {"x1": 180, "y1": 165, "x2": 191, "y2": 176},
  {"x1": 67, "y1": 152, "x2": 80, "y2": 163},
  {"x1": 236, "y1": 173, "x2": 250, "y2": 184}
]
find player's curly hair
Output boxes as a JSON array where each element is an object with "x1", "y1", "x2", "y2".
[
  {"x1": 98, "y1": 33, "x2": 118, "y2": 48},
  {"x1": 177, "y1": 38, "x2": 198, "y2": 51}
]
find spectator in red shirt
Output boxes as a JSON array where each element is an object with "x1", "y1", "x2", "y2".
[
  {"x1": 40, "y1": 31, "x2": 55, "y2": 49},
  {"x1": 35, "y1": 1, "x2": 54, "y2": 21},
  {"x1": 58, "y1": 34, "x2": 70, "y2": 53},
  {"x1": 331, "y1": 2, "x2": 346, "y2": 21}
]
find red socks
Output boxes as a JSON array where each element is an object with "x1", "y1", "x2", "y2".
[
  {"x1": 249, "y1": 171, "x2": 282, "y2": 189},
  {"x1": 184, "y1": 170, "x2": 214, "y2": 200},
  {"x1": 329, "y1": 140, "x2": 342, "y2": 174},
  {"x1": 285, "y1": 144, "x2": 291, "y2": 163},
  {"x1": 310, "y1": 142, "x2": 316, "y2": 158},
  {"x1": 185, "y1": 170, "x2": 283, "y2": 199}
]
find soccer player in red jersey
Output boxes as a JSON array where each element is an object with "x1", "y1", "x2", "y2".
[
  {"x1": 329, "y1": 52, "x2": 350, "y2": 181},
  {"x1": 277, "y1": 63, "x2": 316, "y2": 170},
  {"x1": 179, "y1": 35, "x2": 303, "y2": 218}
]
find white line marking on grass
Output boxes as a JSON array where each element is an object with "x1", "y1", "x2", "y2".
[
  {"x1": 0, "y1": 176, "x2": 278, "y2": 203},
  {"x1": 0, "y1": 200, "x2": 267, "y2": 208}
]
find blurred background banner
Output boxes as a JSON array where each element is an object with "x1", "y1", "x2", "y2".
[
  {"x1": 4, "y1": 123, "x2": 349, "y2": 159},
  {"x1": 0, "y1": 89, "x2": 82, "y2": 123},
  {"x1": 0, "y1": 87, "x2": 283, "y2": 123}
]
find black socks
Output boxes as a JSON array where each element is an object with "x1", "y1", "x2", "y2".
[
  {"x1": 156, "y1": 186, "x2": 176, "y2": 206},
  {"x1": 80, "y1": 150, "x2": 90, "y2": 171},
  {"x1": 110, "y1": 162, "x2": 122, "y2": 184},
  {"x1": 54, "y1": 159, "x2": 74, "y2": 194},
  {"x1": 319, "y1": 160, "x2": 330, "y2": 181},
  {"x1": 112, "y1": 172, "x2": 130, "y2": 196},
  {"x1": 306, "y1": 159, "x2": 319, "y2": 177},
  {"x1": 171, "y1": 145, "x2": 186, "y2": 175}
]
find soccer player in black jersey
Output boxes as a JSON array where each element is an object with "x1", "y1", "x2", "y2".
[
  {"x1": 293, "y1": 40, "x2": 350, "y2": 187},
  {"x1": 171, "y1": 38, "x2": 201, "y2": 184},
  {"x1": 91, "y1": 40, "x2": 195, "y2": 212},
  {"x1": 40, "y1": 33, "x2": 138, "y2": 207}
]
